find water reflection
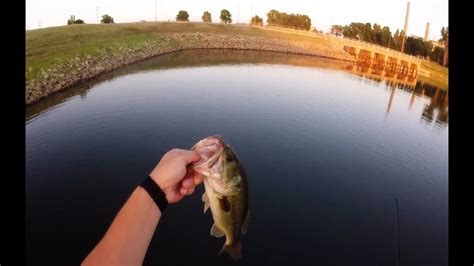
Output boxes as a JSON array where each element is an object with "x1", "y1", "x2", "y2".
[
  {"x1": 420, "y1": 84, "x2": 449, "y2": 126},
  {"x1": 383, "y1": 81, "x2": 449, "y2": 127},
  {"x1": 26, "y1": 50, "x2": 448, "y2": 128},
  {"x1": 346, "y1": 60, "x2": 418, "y2": 88},
  {"x1": 346, "y1": 60, "x2": 448, "y2": 128},
  {"x1": 26, "y1": 50, "x2": 448, "y2": 265}
]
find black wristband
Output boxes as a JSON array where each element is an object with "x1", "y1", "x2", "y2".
[{"x1": 140, "y1": 176, "x2": 168, "y2": 212}]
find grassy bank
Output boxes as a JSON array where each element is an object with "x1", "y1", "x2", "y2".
[
  {"x1": 420, "y1": 59, "x2": 448, "y2": 85},
  {"x1": 26, "y1": 22, "x2": 448, "y2": 105},
  {"x1": 26, "y1": 22, "x2": 332, "y2": 82}
]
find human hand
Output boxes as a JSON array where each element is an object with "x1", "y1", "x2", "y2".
[{"x1": 149, "y1": 149, "x2": 204, "y2": 204}]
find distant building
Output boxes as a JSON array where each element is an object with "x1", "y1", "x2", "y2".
[
  {"x1": 429, "y1": 40, "x2": 444, "y2": 51},
  {"x1": 409, "y1": 34, "x2": 423, "y2": 40}
]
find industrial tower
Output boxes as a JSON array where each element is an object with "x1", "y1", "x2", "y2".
[{"x1": 401, "y1": 2, "x2": 410, "y2": 53}]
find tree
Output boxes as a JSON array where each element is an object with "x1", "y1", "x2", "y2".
[
  {"x1": 250, "y1": 15, "x2": 263, "y2": 26},
  {"x1": 439, "y1": 26, "x2": 448, "y2": 43},
  {"x1": 362, "y1": 23, "x2": 373, "y2": 42},
  {"x1": 266, "y1": 9, "x2": 279, "y2": 25},
  {"x1": 67, "y1": 15, "x2": 75, "y2": 25},
  {"x1": 430, "y1": 46, "x2": 445, "y2": 65},
  {"x1": 265, "y1": 9, "x2": 311, "y2": 30},
  {"x1": 220, "y1": 9, "x2": 232, "y2": 23},
  {"x1": 342, "y1": 25, "x2": 357, "y2": 39},
  {"x1": 331, "y1": 25, "x2": 343, "y2": 36},
  {"x1": 405, "y1": 37, "x2": 432, "y2": 57},
  {"x1": 392, "y1": 29, "x2": 404, "y2": 50},
  {"x1": 342, "y1": 22, "x2": 365, "y2": 39},
  {"x1": 176, "y1": 10, "x2": 189, "y2": 22},
  {"x1": 439, "y1": 26, "x2": 448, "y2": 67},
  {"x1": 443, "y1": 38, "x2": 448, "y2": 67},
  {"x1": 202, "y1": 11, "x2": 212, "y2": 23},
  {"x1": 299, "y1": 15, "x2": 311, "y2": 30},
  {"x1": 380, "y1": 26, "x2": 392, "y2": 47},
  {"x1": 67, "y1": 15, "x2": 85, "y2": 25},
  {"x1": 101, "y1": 14, "x2": 114, "y2": 24},
  {"x1": 372, "y1": 23, "x2": 382, "y2": 44}
]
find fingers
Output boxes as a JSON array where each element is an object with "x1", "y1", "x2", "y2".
[
  {"x1": 180, "y1": 186, "x2": 195, "y2": 196},
  {"x1": 193, "y1": 174, "x2": 204, "y2": 186},
  {"x1": 180, "y1": 149, "x2": 201, "y2": 164},
  {"x1": 181, "y1": 176, "x2": 194, "y2": 189},
  {"x1": 179, "y1": 173, "x2": 199, "y2": 197}
]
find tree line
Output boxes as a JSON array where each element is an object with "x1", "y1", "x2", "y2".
[
  {"x1": 266, "y1": 10, "x2": 311, "y2": 30},
  {"x1": 176, "y1": 9, "x2": 310, "y2": 30},
  {"x1": 332, "y1": 22, "x2": 448, "y2": 65},
  {"x1": 66, "y1": 9, "x2": 310, "y2": 29},
  {"x1": 66, "y1": 14, "x2": 114, "y2": 25},
  {"x1": 64, "y1": 10, "x2": 447, "y2": 66},
  {"x1": 176, "y1": 10, "x2": 232, "y2": 23}
]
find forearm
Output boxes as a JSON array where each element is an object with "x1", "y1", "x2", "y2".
[{"x1": 83, "y1": 187, "x2": 161, "y2": 265}]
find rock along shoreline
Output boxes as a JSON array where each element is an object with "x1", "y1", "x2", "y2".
[{"x1": 26, "y1": 32, "x2": 355, "y2": 106}]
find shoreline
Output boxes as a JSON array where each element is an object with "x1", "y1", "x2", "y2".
[
  {"x1": 26, "y1": 31, "x2": 356, "y2": 106},
  {"x1": 26, "y1": 24, "x2": 448, "y2": 106}
]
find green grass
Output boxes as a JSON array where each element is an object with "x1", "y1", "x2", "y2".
[
  {"x1": 419, "y1": 59, "x2": 448, "y2": 89},
  {"x1": 26, "y1": 22, "x2": 332, "y2": 81},
  {"x1": 420, "y1": 60, "x2": 448, "y2": 79},
  {"x1": 26, "y1": 24, "x2": 153, "y2": 80}
]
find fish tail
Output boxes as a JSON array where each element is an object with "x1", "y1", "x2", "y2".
[{"x1": 218, "y1": 241, "x2": 242, "y2": 259}]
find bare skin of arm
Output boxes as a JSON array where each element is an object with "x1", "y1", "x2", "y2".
[{"x1": 82, "y1": 149, "x2": 203, "y2": 266}]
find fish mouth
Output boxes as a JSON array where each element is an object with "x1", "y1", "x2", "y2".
[
  {"x1": 191, "y1": 135, "x2": 236, "y2": 195},
  {"x1": 191, "y1": 135, "x2": 225, "y2": 169}
]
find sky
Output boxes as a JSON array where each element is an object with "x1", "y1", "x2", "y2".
[{"x1": 26, "y1": 0, "x2": 448, "y2": 40}]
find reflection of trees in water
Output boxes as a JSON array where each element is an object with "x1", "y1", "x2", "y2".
[
  {"x1": 124, "y1": 49, "x2": 350, "y2": 73},
  {"x1": 419, "y1": 83, "x2": 448, "y2": 127},
  {"x1": 27, "y1": 50, "x2": 449, "y2": 128},
  {"x1": 321, "y1": 60, "x2": 449, "y2": 127},
  {"x1": 26, "y1": 50, "x2": 351, "y2": 120}
]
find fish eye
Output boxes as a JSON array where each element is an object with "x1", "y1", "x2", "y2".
[{"x1": 226, "y1": 154, "x2": 234, "y2": 162}]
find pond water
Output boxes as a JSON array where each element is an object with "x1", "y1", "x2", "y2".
[{"x1": 26, "y1": 50, "x2": 448, "y2": 265}]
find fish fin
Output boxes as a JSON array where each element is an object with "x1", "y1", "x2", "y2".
[
  {"x1": 210, "y1": 224, "x2": 225, "y2": 238},
  {"x1": 202, "y1": 193, "x2": 210, "y2": 213},
  {"x1": 218, "y1": 241, "x2": 242, "y2": 259},
  {"x1": 241, "y1": 209, "x2": 250, "y2": 235}
]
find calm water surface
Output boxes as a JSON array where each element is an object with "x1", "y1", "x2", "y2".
[{"x1": 26, "y1": 50, "x2": 448, "y2": 265}]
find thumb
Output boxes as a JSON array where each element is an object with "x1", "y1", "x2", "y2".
[{"x1": 181, "y1": 149, "x2": 201, "y2": 164}]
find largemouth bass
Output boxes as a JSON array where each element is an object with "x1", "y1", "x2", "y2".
[{"x1": 190, "y1": 135, "x2": 249, "y2": 259}]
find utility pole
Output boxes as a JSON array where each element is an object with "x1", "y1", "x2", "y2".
[
  {"x1": 155, "y1": 0, "x2": 157, "y2": 21},
  {"x1": 96, "y1": 7, "x2": 99, "y2": 23}
]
